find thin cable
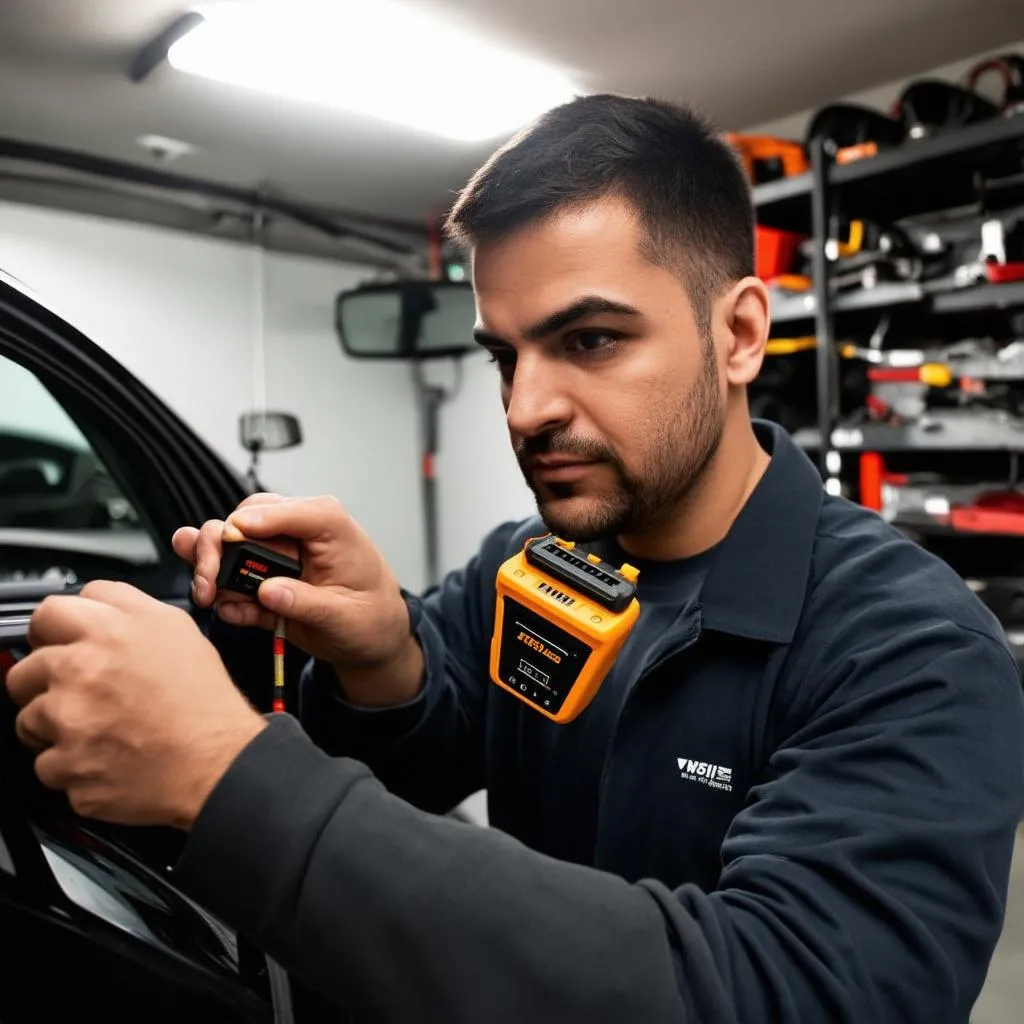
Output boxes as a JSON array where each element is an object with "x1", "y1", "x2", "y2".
[{"x1": 252, "y1": 206, "x2": 268, "y2": 419}]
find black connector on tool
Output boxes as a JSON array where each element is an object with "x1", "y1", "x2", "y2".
[
  {"x1": 524, "y1": 536, "x2": 636, "y2": 613},
  {"x1": 216, "y1": 540, "x2": 302, "y2": 597}
]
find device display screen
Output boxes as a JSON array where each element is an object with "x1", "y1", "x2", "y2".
[{"x1": 496, "y1": 597, "x2": 593, "y2": 714}]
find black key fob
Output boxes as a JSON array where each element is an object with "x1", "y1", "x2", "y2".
[{"x1": 216, "y1": 540, "x2": 302, "y2": 598}]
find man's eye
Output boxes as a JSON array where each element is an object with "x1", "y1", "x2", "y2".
[
  {"x1": 486, "y1": 350, "x2": 516, "y2": 378},
  {"x1": 568, "y1": 331, "x2": 621, "y2": 353}
]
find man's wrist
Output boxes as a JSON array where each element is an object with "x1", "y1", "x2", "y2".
[
  {"x1": 172, "y1": 713, "x2": 269, "y2": 831},
  {"x1": 330, "y1": 634, "x2": 425, "y2": 708}
]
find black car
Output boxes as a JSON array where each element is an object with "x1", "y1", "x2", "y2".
[{"x1": 0, "y1": 270, "x2": 341, "y2": 1022}]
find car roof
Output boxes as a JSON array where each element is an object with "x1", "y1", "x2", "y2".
[{"x1": 0, "y1": 266, "x2": 85, "y2": 335}]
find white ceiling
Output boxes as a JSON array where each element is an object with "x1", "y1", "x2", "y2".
[{"x1": 1, "y1": 0, "x2": 1023, "y2": 266}]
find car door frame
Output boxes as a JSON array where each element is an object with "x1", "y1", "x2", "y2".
[
  {"x1": 0, "y1": 273, "x2": 250, "y2": 619},
  {"x1": 0, "y1": 276, "x2": 307, "y2": 1021}
]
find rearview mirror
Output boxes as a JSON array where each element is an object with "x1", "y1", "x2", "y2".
[{"x1": 335, "y1": 280, "x2": 477, "y2": 360}]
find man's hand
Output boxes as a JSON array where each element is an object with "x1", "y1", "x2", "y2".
[
  {"x1": 5, "y1": 580, "x2": 267, "y2": 830},
  {"x1": 171, "y1": 494, "x2": 424, "y2": 708}
]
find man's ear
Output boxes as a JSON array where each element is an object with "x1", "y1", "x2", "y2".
[{"x1": 717, "y1": 276, "x2": 770, "y2": 387}]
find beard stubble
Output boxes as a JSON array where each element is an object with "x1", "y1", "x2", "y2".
[{"x1": 514, "y1": 338, "x2": 724, "y2": 543}]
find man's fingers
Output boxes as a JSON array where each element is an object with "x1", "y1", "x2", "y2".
[
  {"x1": 79, "y1": 579, "x2": 153, "y2": 612},
  {"x1": 235, "y1": 492, "x2": 292, "y2": 511},
  {"x1": 15, "y1": 695, "x2": 57, "y2": 751},
  {"x1": 192, "y1": 519, "x2": 228, "y2": 606},
  {"x1": 34, "y1": 746, "x2": 75, "y2": 792},
  {"x1": 224, "y1": 494, "x2": 295, "y2": 542},
  {"x1": 217, "y1": 600, "x2": 277, "y2": 633},
  {"x1": 258, "y1": 578, "x2": 336, "y2": 627},
  {"x1": 171, "y1": 526, "x2": 200, "y2": 565},
  {"x1": 227, "y1": 494, "x2": 357, "y2": 545},
  {"x1": 25, "y1": 585, "x2": 142, "y2": 653},
  {"x1": 175, "y1": 498, "x2": 288, "y2": 564},
  {"x1": 6, "y1": 648, "x2": 61, "y2": 707},
  {"x1": 177, "y1": 497, "x2": 303, "y2": 608},
  {"x1": 26, "y1": 595, "x2": 113, "y2": 650}
]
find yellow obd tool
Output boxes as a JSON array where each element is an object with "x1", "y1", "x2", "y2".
[{"x1": 490, "y1": 536, "x2": 640, "y2": 724}]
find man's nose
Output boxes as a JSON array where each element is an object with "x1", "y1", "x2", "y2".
[{"x1": 504, "y1": 354, "x2": 573, "y2": 439}]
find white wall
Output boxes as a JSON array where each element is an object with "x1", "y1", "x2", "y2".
[
  {"x1": 430, "y1": 351, "x2": 537, "y2": 575},
  {"x1": 0, "y1": 201, "x2": 428, "y2": 592}
]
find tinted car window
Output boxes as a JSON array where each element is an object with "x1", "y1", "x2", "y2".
[
  {"x1": 0, "y1": 354, "x2": 163, "y2": 588},
  {"x1": 0, "y1": 829, "x2": 13, "y2": 876}
]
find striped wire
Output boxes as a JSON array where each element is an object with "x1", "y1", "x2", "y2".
[{"x1": 273, "y1": 615, "x2": 286, "y2": 713}]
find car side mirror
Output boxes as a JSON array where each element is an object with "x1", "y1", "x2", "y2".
[
  {"x1": 239, "y1": 412, "x2": 303, "y2": 453},
  {"x1": 238, "y1": 411, "x2": 303, "y2": 491}
]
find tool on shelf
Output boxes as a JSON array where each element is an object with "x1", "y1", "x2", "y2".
[
  {"x1": 964, "y1": 53, "x2": 1024, "y2": 116},
  {"x1": 892, "y1": 79, "x2": 1000, "y2": 140},
  {"x1": 724, "y1": 133, "x2": 810, "y2": 281},
  {"x1": 803, "y1": 102, "x2": 903, "y2": 165}
]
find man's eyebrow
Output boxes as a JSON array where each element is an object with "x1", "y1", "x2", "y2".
[
  {"x1": 523, "y1": 296, "x2": 642, "y2": 339},
  {"x1": 473, "y1": 326, "x2": 508, "y2": 348},
  {"x1": 472, "y1": 296, "x2": 642, "y2": 348}
]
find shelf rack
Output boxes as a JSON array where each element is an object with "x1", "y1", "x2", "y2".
[
  {"x1": 771, "y1": 280, "x2": 1024, "y2": 329},
  {"x1": 755, "y1": 112, "x2": 1024, "y2": 476},
  {"x1": 755, "y1": 111, "x2": 1024, "y2": 232}
]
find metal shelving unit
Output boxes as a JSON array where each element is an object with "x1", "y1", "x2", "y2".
[
  {"x1": 754, "y1": 110, "x2": 1024, "y2": 231},
  {"x1": 890, "y1": 514, "x2": 1024, "y2": 541},
  {"x1": 770, "y1": 279, "x2": 1024, "y2": 328},
  {"x1": 932, "y1": 280, "x2": 1024, "y2": 314},
  {"x1": 751, "y1": 172, "x2": 812, "y2": 232},
  {"x1": 753, "y1": 112, "x2": 1024, "y2": 613},
  {"x1": 829, "y1": 410, "x2": 1024, "y2": 453},
  {"x1": 808, "y1": 134, "x2": 838, "y2": 478},
  {"x1": 791, "y1": 427, "x2": 823, "y2": 452},
  {"x1": 770, "y1": 281, "x2": 924, "y2": 328},
  {"x1": 761, "y1": 112, "x2": 1024, "y2": 470}
]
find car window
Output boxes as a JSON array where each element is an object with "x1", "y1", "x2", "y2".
[
  {"x1": 0, "y1": 830, "x2": 13, "y2": 875},
  {"x1": 0, "y1": 353, "x2": 164, "y2": 590}
]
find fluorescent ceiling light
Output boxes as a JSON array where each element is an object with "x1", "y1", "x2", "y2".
[{"x1": 167, "y1": 1, "x2": 580, "y2": 142}]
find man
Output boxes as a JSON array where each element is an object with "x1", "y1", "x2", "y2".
[{"x1": 6, "y1": 94, "x2": 1024, "y2": 1023}]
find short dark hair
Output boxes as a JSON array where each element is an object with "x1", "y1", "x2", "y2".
[{"x1": 444, "y1": 93, "x2": 755, "y2": 336}]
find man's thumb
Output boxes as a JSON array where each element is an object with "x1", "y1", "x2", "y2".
[{"x1": 259, "y1": 578, "x2": 330, "y2": 625}]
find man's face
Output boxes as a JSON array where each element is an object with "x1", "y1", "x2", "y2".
[{"x1": 471, "y1": 196, "x2": 727, "y2": 543}]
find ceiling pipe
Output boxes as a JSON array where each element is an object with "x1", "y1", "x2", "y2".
[{"x1": 0, "y1": 136, "x2": 424, "y2": 258}]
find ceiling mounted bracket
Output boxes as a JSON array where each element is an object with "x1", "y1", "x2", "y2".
[{"x1": 129, "y1": 11, "x2": 206, "y2": 84}]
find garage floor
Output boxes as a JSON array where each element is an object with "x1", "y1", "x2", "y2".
[{"x1": 973, "y1": 826, "x2": 1024, "y2": 1023}]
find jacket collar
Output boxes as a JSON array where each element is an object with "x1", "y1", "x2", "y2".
[
  {"x1": 697, "y1": 419, "x2": 823, "y2": 644},
  {"x1": 515, "y1": 420, "x2": 824, "y2": 646}
]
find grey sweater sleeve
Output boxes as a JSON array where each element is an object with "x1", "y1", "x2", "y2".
[
  {"x1": 294, "y1": 518, "x2": 530, "y2": 815},
  {"x1": 173, "y1": 713, "x2": 689, "y2": 1024},
  {"x1": 174, "y1": 613, "x2": 1024, "y2": 1023}
]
